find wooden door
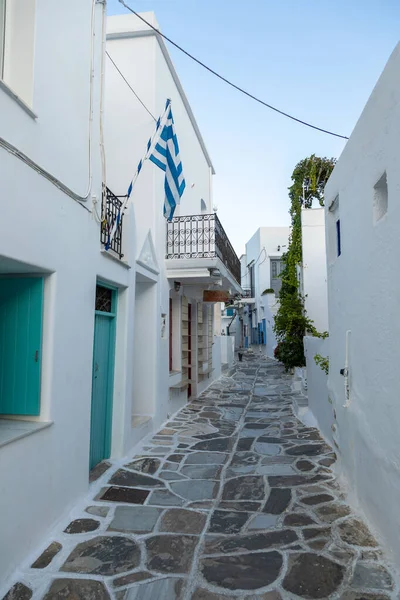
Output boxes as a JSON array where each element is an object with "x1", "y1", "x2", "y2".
[
  {"x1": 0, "y1": 277, "x2": 43, "y2": 415},
  {"x1": 90, "y1": 284, "x2": 117, "y2": 470}
]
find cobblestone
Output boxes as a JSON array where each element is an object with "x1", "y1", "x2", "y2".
[{"x1": 4, "y1": 356, "x2": 399, "y2": 599}]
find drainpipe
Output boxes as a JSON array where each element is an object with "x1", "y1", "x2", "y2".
[{"x1": 340, "y1": 330, "x2": 351, "y2": 408}]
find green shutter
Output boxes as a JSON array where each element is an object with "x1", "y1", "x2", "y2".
[{"x1": 0, "y1": 277, "x2": 44, "y2": 415}]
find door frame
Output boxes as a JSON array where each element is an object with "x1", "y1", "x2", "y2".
[
  {"x1": 90, "y1": 281, "x2": 118, "y2": 469},
  {"x1": 188, "y1": 302, "x2": 192, "y2": 399}
]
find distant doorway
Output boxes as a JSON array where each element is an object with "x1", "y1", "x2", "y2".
[{"x1": 90, "y1": 284, "x2": 117, "y2": 470}]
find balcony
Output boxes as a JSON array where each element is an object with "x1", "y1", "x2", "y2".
[
  {"x1": 100, "y1": 187, "x2": 125, "y2": 259},
  {"x1": 165, "y1": 214, "x2": 241, "y2": 292}
]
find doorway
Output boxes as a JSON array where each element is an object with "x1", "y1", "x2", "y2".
[
  {"x1": 90, "y1": 283, "x2": 117, "y2": 470},
  {"x1": 133, "y1": 273, "x2": 157, "y2": 419}
]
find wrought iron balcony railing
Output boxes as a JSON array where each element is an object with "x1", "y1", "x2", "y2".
[
  {"x1": 166, "y1": 213, "x2": 241, "y2": 284},
  {"x1": 100, "y1": 187, "x2": 125, "y2": 259}
]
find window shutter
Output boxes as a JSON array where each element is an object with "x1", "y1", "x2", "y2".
[{"x1": 0, "y1": 277, "x2": 44, "y2": 415}]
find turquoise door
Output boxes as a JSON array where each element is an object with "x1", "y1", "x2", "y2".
[
  {"x1": 0, "y1": 277, "x2": 44, "y2": 415},
  {"x1": 90, "y1": 284, "x2": 117, "y2": 470}
]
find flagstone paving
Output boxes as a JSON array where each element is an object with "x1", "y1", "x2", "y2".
[{"x1": 4, "y1": 357, "x2": 399, "y2": 599}]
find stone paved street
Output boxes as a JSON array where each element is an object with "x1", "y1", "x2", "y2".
[{"x1": 5, "y1": 357, "x2": 399, "y2": 599}]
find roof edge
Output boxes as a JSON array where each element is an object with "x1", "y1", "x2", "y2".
[{"x1": 106, "y1": 27, "x2": 215, "y2": 174}]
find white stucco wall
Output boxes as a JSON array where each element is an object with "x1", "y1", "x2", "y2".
[
  {"x1": 244, "y1": 227, "x2": 289, "y2": 349},
  {"x1": 105, "y1": 14, "x2": 221, "y2": 423},
  {"x1": 0, "y1": 0, "x2": 131, "y2": 586},
  {"x1": 221, "y1": 335, "x2": 235, "y2": 366},
  {"x1": 261, "y1": 293, "x2": 280, "y2": 357},
  {"x1": 240, "y1": 254, "x2": 248, "y2": 290},
  {"x1": 258, "y1": 227, "x2": 290, "y2": 294},
  {"x1": 246, "y1": 227, "x2": 289, "y2": 300},
  {"x1": 325, "y1": 41, "x2": 400, "y2": 564},
  {"x1": 304, "y1": 336, "x2": 334, "y2": 446},
  {"x1": 0, "y1": 8, "x2": 224, "y2": 590},
  {"x1": 301, "y1": 209, "x2": 329, "y2": 332}
]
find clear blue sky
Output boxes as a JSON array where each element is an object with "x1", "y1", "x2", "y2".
[{"x1": 107, "y1": 0, "x2": 400, "y2": 254}]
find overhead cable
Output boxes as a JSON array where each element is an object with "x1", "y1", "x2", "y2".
[
  {"x1": 106, "y1": 51, "x2": 157, "y2": 121},
  {"x1": 118, "y1": 0, "x2": 349, "y2": 140}
]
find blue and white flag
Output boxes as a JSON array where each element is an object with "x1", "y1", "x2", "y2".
[
  {"x1": 106, "y1": 100, "x2": 185, "y2": 251},
  {"x1": 149, "y1": 103, "x2": 186, "y2": 221}
]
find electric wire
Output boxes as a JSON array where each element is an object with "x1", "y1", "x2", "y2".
[
  {"x1": 106, "y1": 51, "x2": 157, "y2": 122},
  {"x1": 118, "y1": 0, "x2": 349, "y2": 140}
]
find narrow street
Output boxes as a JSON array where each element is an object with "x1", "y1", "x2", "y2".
[{"x1": 8, "y1": 357, "x2": 398, "y2": 600}]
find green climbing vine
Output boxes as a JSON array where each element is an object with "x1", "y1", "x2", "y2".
[
  {"x1": 273, "y1": 155, "x2": 336, "y2": 371},
  {"x1": 314, "y1": 353, "x2": 329, "y2": 375}
]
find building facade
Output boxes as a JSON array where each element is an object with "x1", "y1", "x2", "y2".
[
  {"x1": 241, "y1": 227, "x2": 289, "y2": 353},
  {"x1": 0, "y1": 0, "x2": 108, "y2": 585},
  {"x1": 0, "y1": 5, "x2": 240, "y2": 590},
  {"x1": 322, "y1": 42, "x2": 400, "y2": 565},
  {"x1": 104, "y1": 13, "x2": 241, "y2": 444},
  {"x1": 299, "y1": 207, "x2": 329, "y2": 333}
]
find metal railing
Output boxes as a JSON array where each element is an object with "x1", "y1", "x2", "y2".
[
  {"x1": 166, "y1": 213, "x2": 241, "y2": 284},
  {"x1": 100, "y1": 187, "x2": 125, "y2": 259}
]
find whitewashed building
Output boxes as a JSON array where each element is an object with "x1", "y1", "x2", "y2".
[
  {"x1": 314, "y1": 42, "x2": 400, "y2": 565},
  {"x1": 0, "y1": 0, "x2": 111, "y2": 585},
  {"x1": 299, "y1": 207, "x2": 329, "y2": 332},
  {"x1": 0, "y1": 5, "x2": 240, "y2": 590},
  {"x1": 104, "y1": 12, "x2": 241, "y2": 436},
  {"x1": 241, "y1": 227, "x2": 289, "y2": 354}
]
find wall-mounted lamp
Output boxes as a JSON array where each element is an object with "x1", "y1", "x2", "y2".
[
  {"x1": 209, "y1": 268, "x2": 221, "y2": 278},
  {"x1": 174, "y1": 281, "x2": 181, "y2": 292}
]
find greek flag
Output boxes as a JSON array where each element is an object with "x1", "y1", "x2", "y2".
[
  {"x1": 105, "y1": 100, "x2": 185, "y2": 251},
  {"x1": 149, "y1": 103, "x2": 186, "y2": 221}
]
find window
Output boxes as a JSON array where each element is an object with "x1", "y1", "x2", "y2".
[
  {"x1": 373, "y1": 172, "x2": 388, "y2": 223},
  {"x1": 0, "y1": 0, "x2": 5, "y2": 78},
  {"x1": 270, "y1": 259, "x2": 284, "y2": 296},
  {"x1": 271, "y1": 260, "x2": 283, "y2": 278},
  {"x1": 0, "y1": 0, "x2": 36, "y2": 106},
  {"x1": 336, "y1": 219, "x2": 341, "y2": 257},
  {"x1": 0, "y1": 277, "x2": 44, "y2": 416},
  {"x1": 95, "y1": 285, "x2": 113, "y2": 313}
]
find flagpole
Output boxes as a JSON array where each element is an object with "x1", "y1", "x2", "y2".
[{"x1": 105, "y1": 99, "x2": 171, "y2": 250}]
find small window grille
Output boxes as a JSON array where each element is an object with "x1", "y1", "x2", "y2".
[{"x1": 95, "y1": 285, "x2": 112, "y2": 312}]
